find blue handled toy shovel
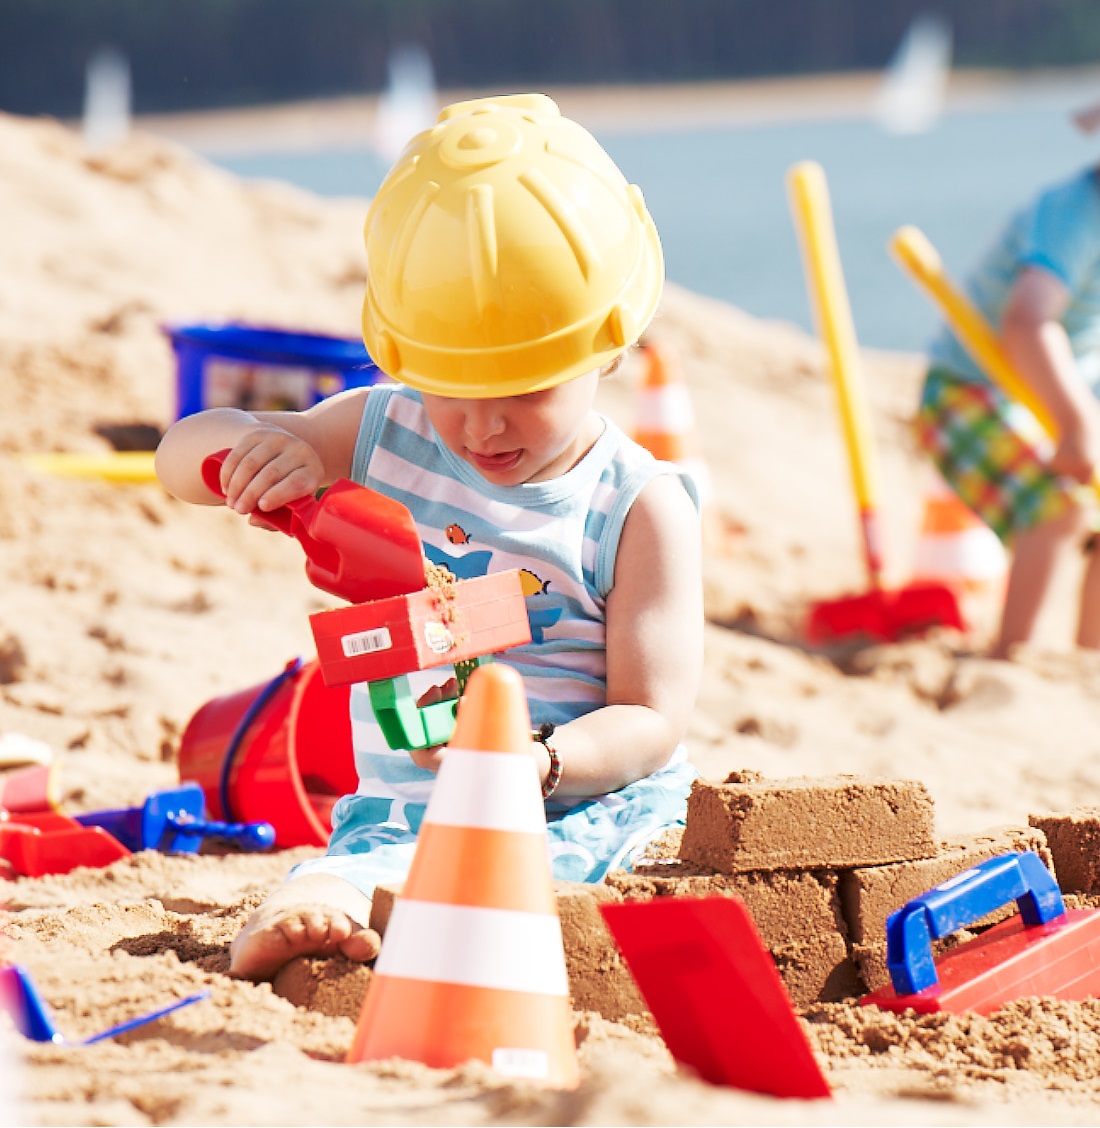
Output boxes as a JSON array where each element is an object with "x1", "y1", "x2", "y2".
[
  {"x1": 862, "y1": 850, "x2": 1100, "y2": 1014},
  {"x1": 74, "y1": 782, "x2": 275, "y2": 853},
  {"x1": 0, "y1": 963, "x2": 209, "y2": 1045}
]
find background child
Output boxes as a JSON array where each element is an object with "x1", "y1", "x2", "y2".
[
  {"x1": 156, "y1": 93, "x2": 704, "y2": 982},
  {"x1": 915, "y1": 102, "x2": 1100, "y2": 658}
]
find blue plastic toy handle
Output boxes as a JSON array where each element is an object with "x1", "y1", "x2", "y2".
[
  {"x1": 886, "y1": 851, "x2": 1065, "y2": 995},
  {"x1": 80, "y1": 989, "x2": 211, "y2": 1045},
  {"x1": 1, "y1": 963, "x2": 210, "y2": 1046},
  {"x1": 166, "y1": 812, "x2": 276, "y2": 852}
]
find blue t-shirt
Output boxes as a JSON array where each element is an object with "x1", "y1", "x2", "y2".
[{"x1": 929, "y1": 167, "x2": 1100, "y2": 391}]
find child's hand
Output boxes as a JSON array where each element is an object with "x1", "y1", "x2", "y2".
[
  {"x1": 1051, "y1": 402, "x2": 1100, "y2": 484},
  {"x1": 407, "y1": 744, "x2": 446, "y2": 773},
  {"x1": 407, "y1": 678, "x2": 461, "y2": 774},
  {"x1": 218, "y1": 427, "x2": 325, "y2": 515}
]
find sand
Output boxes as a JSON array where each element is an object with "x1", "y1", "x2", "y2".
[{"x1": 4, "y1": 90, "x2": 1100, "y2": 1125}]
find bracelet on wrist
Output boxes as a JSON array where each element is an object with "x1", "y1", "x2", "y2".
[{"x1": 533, "y1": 722, "x2": 562, "y2": 800}]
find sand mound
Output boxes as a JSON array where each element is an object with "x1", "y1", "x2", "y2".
[{"x1": 4, "y1": 108, "x2": 1100, "y2": 1124}]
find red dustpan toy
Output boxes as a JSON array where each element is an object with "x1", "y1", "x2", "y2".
[
  {"x1": 787, "y1": 162, "x2": 964, "y2": 644},
  {"x1": 202, "y1": 449, "x2": 425, "y2": 603},
  {"x1": 600, "y1": 895, "x2": 831, "y2": 1099},
  {"x1": 862, "y1": 850, "x2": 1100, "y2": 1015}
]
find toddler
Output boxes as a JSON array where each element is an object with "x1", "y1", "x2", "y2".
[{"x1": 156, "y1": 93, "x2": 704, "y2": 981}]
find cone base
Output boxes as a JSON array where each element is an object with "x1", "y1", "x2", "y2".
[{"x1": 348, "y1": 974, "x2": 579, "y2": 1088}]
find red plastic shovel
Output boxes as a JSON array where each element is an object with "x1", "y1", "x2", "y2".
[
  {"x1": 787, "y1": 162, "x2": 964, "y2": 644},
  {"x1": 0, "y1": 813, "x2": 132, "y2": 878},
  {"x1": 600, "y1": 895, "x2": 831, "y2": 1099},
  {"x1": 202, "y1": 449, "x2": 426, "y2": 603}
]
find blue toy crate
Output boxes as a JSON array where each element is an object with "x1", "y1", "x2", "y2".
[{"x1": 164, "y1": 323, "x2": 384, "y2": 420}]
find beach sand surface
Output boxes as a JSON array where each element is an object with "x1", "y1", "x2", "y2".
[{"x1": 4, "y1": 92, "x2": 1100, "y2": 1125}]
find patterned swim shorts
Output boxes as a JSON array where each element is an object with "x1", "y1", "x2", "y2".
[{"x1": 914, "y1": 367, "x2": 1095, "y2": 544}]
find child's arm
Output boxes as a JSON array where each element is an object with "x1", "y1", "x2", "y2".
[
  {"x1": 533, "y1": 473, "x2": 704, "y2": 798},
  {"x1": 155, "y1": 388, "x2": 369, "y2": 512},
  {"x1": 1002, "y1": 265, "x2": 1100, "y2": 483}
]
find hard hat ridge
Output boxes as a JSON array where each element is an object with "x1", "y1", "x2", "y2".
[{"x1": 362, "y1": 93, "x2": 664, "y2": 398}]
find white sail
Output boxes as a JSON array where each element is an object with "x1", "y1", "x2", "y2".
[
  {"x1": 373, "y1": 43, "x2": 437, "y2": 163},
  {"x1": 82, "y1": 47, "x2": 131, "y2": 150},
  {"x1": 874, "y1": 14, "x2": 952, "y2": 135}
]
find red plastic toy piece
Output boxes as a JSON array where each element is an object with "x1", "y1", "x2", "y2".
[
  {"x1": 0, "y1": 817, "x2": 131, "y2": 879},
  {"x1": 863, "y1": 909, "x2": 1100, "y2": 1014},
  {"x1": 599, "y1": 896, "x2": 832, "y2": 1099},
  {"x1": 862, "y1": 850, "x2": 1100, "y2": 1014},
  {"x1": 201, "y1": 449, "x2": 426, "y2": 603},
  {"x1": 310, "y1": 570, "x2": 532, "y2": 687}
]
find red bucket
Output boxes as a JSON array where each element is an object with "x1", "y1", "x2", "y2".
[{"x1": 177, "y1": 657, "x2": 356, "y2": 848}]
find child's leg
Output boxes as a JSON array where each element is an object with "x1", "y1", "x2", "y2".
[
  {"x1": 229, "y1": 871, "x2": 380, "y2": 982},
  {"x1": 993, "y1": 504, "x2": 1089, "y2": 658},
  {"x1": 1077, "y1": 535, "x2": 1100, "y2": 649},
  {"x1": 545, "y1": 752, "x2": 697, "y2": 882}
]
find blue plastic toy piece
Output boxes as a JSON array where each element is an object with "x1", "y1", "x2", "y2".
[
  {"x1": 74, "y1": 783, "x2": 275, "y2": 854},
  {"x1": 0, "y1": 963, "x2": 209, "y2": 1045},
  {"x1": 885, "y1": 850, "x2": 1065, "y2": 995}
]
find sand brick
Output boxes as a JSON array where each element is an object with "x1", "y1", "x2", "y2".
[
  {"x1": 678, "y1": 773, "x2": 936, "y2": 873},
  {"x1": 553, "y1": 881, "x2": 646, "y2": 1020},
  {"x1": 1029, "y1": 809, "x2": 1100, "y2": 893},
  {"x1": 368, "y1": 882, "x2": 402, "y2": 936},
  {"x1": 607, "y1": 868, "x2": 859, "y2": 1006},
  {"x1": 369, "y1": 881, "x2": 645, "y2": 1020},
  {"x1": 774, "y1": 931, "x2": 862, "y2": 1007},
  {"x1": 853, "y1": 930, "x2": 977, "y2": 994},
  {"x1": 608, "y1": 867, "x2": 844, "y2": 948},
  {"x1": 840, "y1": 824, "x2": 1055, "y2": 947}
]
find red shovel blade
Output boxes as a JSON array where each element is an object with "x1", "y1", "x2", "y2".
[
  {"x1": 202, "y1": 450, "x2": 426, "y2": 603},
  {"x1": 806, "y1": 580, "x2": 965, "y2": 645},
  {"x1": 0, "y1": 821, "x2": 131, "y2": 878},
  {"x1": 599, "y1": 896, "x2": 831, "y2": 1099}
]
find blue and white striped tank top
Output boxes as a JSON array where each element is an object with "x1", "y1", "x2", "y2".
[{"x1": 344, "y1": 382, "x2": 698, "y2": 813}]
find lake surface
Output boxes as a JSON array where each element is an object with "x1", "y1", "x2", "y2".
[{"x1": 206, "y1": 83, "x2": 1097, "y2": 353}]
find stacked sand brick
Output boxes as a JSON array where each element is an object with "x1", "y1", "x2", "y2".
[
  {"x1": 363, "y1": 775, "x2": 1100, "y2": 1021},
  {"x1": 611, "y1": 771, "x2": 1055, "y2": 1003}
]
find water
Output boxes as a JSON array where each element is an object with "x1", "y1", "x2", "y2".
[{"x1": 208, "y1": 88, "x2": 1095, "y2": 353}]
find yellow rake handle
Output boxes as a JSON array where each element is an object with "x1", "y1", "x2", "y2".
[
  {"x1": 788, "y1": 160, "x2": 885, "y2": 580},
  {"x1": 890, "y1": 224, "x2": 1100, "y2": 503},
  {"x1": 18, "y1": 451, "x2": 159, "y2": 483}
]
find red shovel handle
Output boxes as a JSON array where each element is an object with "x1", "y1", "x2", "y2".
[
  {"x1": 200, "y1": 449, "x2": 316, "y2": 538},
  {"x1": 200, "y1": 449, "x2": 426, "y2": 603}
]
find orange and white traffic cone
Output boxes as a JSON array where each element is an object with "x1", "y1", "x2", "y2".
[
  {"x1": 632, "y1": 338, "x2": 713, "y2": 506},
  {"x1": 911, "y1": 466, "x2": 1008, "y2": 629},
  {"x1": 346, "y1": 663, "x2": 578, "y2": 1088},
  {"x1": 631, "y1": 337, "x2": 745, "y2": 553}
]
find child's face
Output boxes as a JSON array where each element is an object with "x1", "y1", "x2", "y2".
[{"x1": 421, "y1": 369, "x2": 602, "y2": 486}]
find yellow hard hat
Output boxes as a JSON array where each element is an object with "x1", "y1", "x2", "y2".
[{"x1": 362, "y1": 92, "x2": 664, "y2": 398}]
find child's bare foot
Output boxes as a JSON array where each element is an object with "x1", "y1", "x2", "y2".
[{"x1": 229, "y1": 873, "x2": 381, "y2": 982}]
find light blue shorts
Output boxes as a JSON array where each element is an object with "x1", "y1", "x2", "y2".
[{"x1": 288, "y1": 754, "x2": 698, "y2": 897}]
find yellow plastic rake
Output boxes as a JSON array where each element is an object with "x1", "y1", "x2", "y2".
[
  {"x1": 787, "y1": 161, "x2": 964, "y2": 644},
  {"x1": 889, "y1": 224, "x2": 1100, "y2": 504},
  {"x1": 17, "y1": 450, "x2": 159, "y2": 483}
]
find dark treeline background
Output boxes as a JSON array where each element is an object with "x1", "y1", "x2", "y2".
[{"x1": 3, "y1": 0, "x2": 1099, "y2": 119}]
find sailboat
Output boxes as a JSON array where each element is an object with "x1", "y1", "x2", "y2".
[
  {"x1": 373, "y1": 43, "x2": 437, "y2": 163},
  {"x1": 82, "y1": 46, "x2": 131, "y2": 150},
  {"x1": 873, "y1": 14, "x2": 952, "y2": 135}
]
